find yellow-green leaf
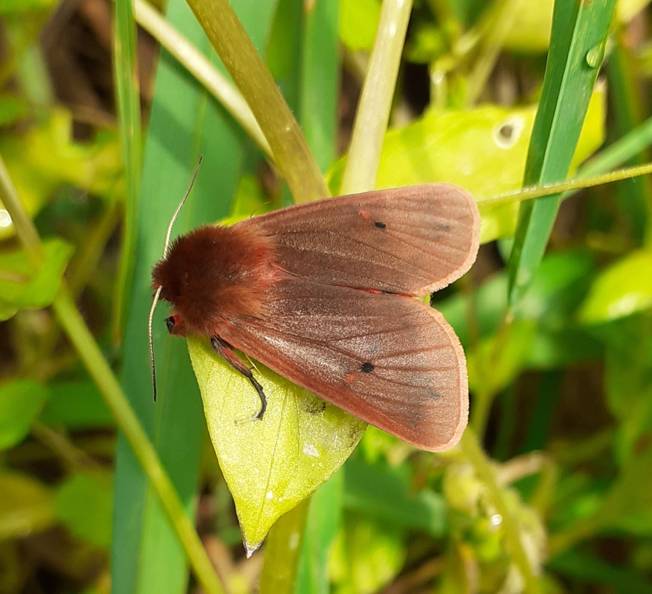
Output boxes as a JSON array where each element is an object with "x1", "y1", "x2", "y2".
[
  {"x1": 188, "y1": 339, "x2": 365, "y2": 550},
  {"x1": 0, "y1": 380, "x2": 49, "y2": 450},
  {"x1": 504, "y1": 0, "x2": 651, "y2": 52},
  {"x1": 0, "y1": 471, "x2": 54, "y2": 540},
  {"x1": 0, "y1": 108, "x2": 121, "y2": 239},
  {"x1": 338, "y1": 0, "x2": 380, "y2": 51},
  {"x1": 329, "y1": 87, "x2": 605, "y2": 243},
  {"x1": 580, "y1": 250, "x2": 652, "y2": 324},
  {"x1": 0, "y1": 238, "x2": 73, "y2": 321}
]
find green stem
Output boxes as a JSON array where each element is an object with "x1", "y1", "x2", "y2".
[
  {"x1": 0, "y1": 156, "x2": 226, "y2": 594},
  {"x1": 0, "y1": 158, "x2": 42, "y2": 263},
  {"x1": 259, "y1": 500, "x2": 310, "y2": 594},
  {"x1": 466, "y1": 0, "x2": 524, "y2": 105},
  {"x1": 482, "y1": 161, "x2": 652, "y2": 207},
  {"x1": 340, "y1": 0, "x2": 413, "y2": 194},
  {"x1": 460, "y1": 430, "x2": 540, "y2": 594},
  {"x1": 133, "y1": 0, "x2": 271, "y2": 157},
  {"x1": 186, "y1": 0, "x2": 328, "y2": 202},
  {"x1": 548, "y1": 515, "x2": 604, "y2": 557},
  {"x1": 53, "y1": 289, "x2": 225, "y2": 594}
]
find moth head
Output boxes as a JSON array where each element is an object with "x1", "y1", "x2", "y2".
[{"x1": 148, "y1": 156, "x2": 203, "y2": 402}]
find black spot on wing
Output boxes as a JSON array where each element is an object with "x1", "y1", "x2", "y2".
[
  {"x1": 360, "y1": 361, "x2": 375, "y2": 373},
  {"x1": 374, "y1": 221, "x2": 386, "y2": 229}
]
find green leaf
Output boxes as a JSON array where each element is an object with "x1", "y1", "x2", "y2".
[
  {"x1": 438, "y1": 249, "x2": 597, "y2": 357},
  {"x1": 0, "y1": 471, "x2": 54, "y2": 540},
  {"x1": 503, "y1": 0, "x2": 651, "y2": 53},
  {"x1": 600, "y1": 445, "x2": 652, "y2": 534},
  {"x1": 0, "y1": 94, "x2": 29, "y2": 126},
  {"x1": 551, "y1": 549, "x2": 652, "y2": 594},
  {"x1": 0, "y1": 379, "x2": 49, "y2": 450},
  {"x1": 338, "y1": 0, "x2": 380, "y2": 51},
  {"x1": 330, "y1": 515, "x2": 406, "y2": 594},
  {"x1": 602, "y1": 315, "x2": 652, "y2": 461},
  {"x1": 579, "y1": 250, "x2": 652, "y2": 323},
  {"x1": 507, "y1": 0, "x2": 616, "y2": 306},
  {"x1": 503, "y1": 2, "x2": 554, "y2": 53},
  {"x1": 467, "y1": 319, "x2": 537, "y2": 397},
  {"x1": 40, "y1": 381, "x2": 112, "y2": 429},
  {"x1": 55, "y1": 472, "x2": 113, "y2": 549},
  {"x1": 0, "y1": 109, "x2": 121, "y2": 239},
  {"x1": 188, "y1": 339, "x2": 364, "y2": 550},
  {"x1": 343, "y1": 455, "x2": 447, "y2": 537},
  {"x1": 0, "y1": 0, "x2": 56, "y2": 14},
  {"x1": 0, "y1": 238, "x2": 73, "y2": 321},
  {"x1": 329, "y1": 88, "x2": 605, "y2": 243}
]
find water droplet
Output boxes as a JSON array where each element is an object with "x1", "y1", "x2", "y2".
[
  {"x1": 490, "y1": 513, "x2": 503, "y2": 527},
  {"x1": 585, "y1": 43, "x2": 605, "y2": 69},
  {"x1": 266, "y1": 490, "x2": 274, "y2": 500}
]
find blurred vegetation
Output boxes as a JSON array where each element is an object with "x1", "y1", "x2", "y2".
[{"x1": 2, "y1": 0, "x2": 652, "y2": 593}]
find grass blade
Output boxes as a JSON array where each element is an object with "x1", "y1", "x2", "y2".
[
  {"x1": 507, "y1": 0, "x2": 617, "y2": 306},
  {"x1": 112, "y1": 2, "x2": 277, "y2": 593},
  {"x1": 606, "y1": 33, "x2": 652, "y2": 245},
  {"x1": 340, "y1": 0, "x2": 413, "y2": 194},
  {"x1": 112, "y1": 0, "x2": 142, "y2": 341}
]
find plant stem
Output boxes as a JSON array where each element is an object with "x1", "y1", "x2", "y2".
[
  {"x1": 340, "y1": 0, "x2": 413, "y2": 194},
  {"x1": 548, "y1": 515, "x2": 604, "y2": 557},
  {"x1": 133, "y1": 0, "x2": 271, "y2": 157},
  {"x1": 460, "y1": 430, "x2": 540, "y2": 594},
  {"x1": 482, "y1": 161, "x2": 652, "y2": 207},
  {"x1": 0, "y1": 158, "x2": 42, "y2": 263},
  {"x1": 186, "y1": 0, "x2": 328, "y2": 202},
  {"x1": 259, "y1": 500, "x2": 310, "y2": 594},
  {"x1": 0, "y1": 155, "x2": 226, "y2": 594},
  {"x1": 51, "y1": 289, "x2": 226, "y2": 594}
]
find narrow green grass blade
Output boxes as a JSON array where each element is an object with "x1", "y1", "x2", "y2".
[
  {"x1": 112, "y1": 0, "x2": 142, "y2": 343},
  {"x1": 507, "y1": 0, "x2": 617, "y2": 306},
  {"x1": 606, "y1": 34, "x2": 652, "y2": 245},
  {"x1": 112, "y1": 2, "x2": 277, "y2": 593}
]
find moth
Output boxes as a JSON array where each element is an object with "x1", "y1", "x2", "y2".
[{"x1": 150, "y1": 184, "x2": 480, "y2": 451}]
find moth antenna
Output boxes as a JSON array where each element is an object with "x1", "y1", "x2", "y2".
[
  {"x1": 162, "y1": 155, "x2": 204, "y2": 258},
  {"x1": 148, "y1": 285, "x2": 163, "y2": 402},
  {"x1": 149, "y1": 156, "x2": 203, "y2": 402}
]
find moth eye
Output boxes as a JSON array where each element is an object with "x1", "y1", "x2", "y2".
[{"x1": 165, "y1": 316, "x2": 176, "y2": 333}]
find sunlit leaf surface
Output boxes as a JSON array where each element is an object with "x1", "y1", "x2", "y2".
[
  {"x1": 580, "y1": 250, "x2": 652, "y2": 323},
  {"x1": 188, "y1": 339, "x2": 365, "y2": 550},
  {"x1": 0, "y1": 238, "x2": 73, "y2": 321},
  {"x1": 329, "y1": 88, "x2": 605, "y2": 243}
]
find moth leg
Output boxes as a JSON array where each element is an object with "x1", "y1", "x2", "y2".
[{"x1": 210, "y1": 336, "x2": 267, "y2": 420}]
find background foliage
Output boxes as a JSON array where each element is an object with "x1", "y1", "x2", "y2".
[{"x1": 2, "y1": 0, "x2": 652, "y2": 593}]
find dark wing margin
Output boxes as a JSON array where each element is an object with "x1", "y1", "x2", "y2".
[
  {"x1": 243, "y1": 184, "x2": 480, "y2": 296},
  {"x1": 220, "y1": 279, "x2": 468, "y2": 451}
]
